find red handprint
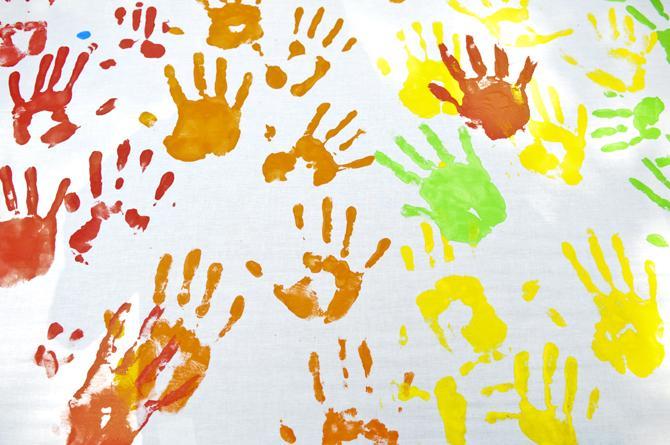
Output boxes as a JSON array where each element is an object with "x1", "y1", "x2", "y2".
[
  {"x1": 9, "y1": 46, "x2": 90, "y2": 147},
  {"x1": 0, "y1": 166, "x2": 70, "y2": 287},
  {"x1": 0, "y1": 21, "x2": 47, "y2": 67},
  {"x1": 115, "y1": 2, "x2": 166, "y2": 58}
]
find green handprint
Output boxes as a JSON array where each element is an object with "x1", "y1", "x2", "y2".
[
  {"x1": 591, "y1": 96, "x2": 665, "y2": 152},
  {"x1": 375, "y1": 125, "x2": 506, "y2": 245},
  {"x1": 618, "y1": 0, "x2": 670, "y2": 63},
  {"x1": 630, "y1": 156, "x2": 670, "y2": 210}
]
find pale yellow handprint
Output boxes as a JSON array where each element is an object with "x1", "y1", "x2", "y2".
[
  {"x1": 447, "y1": 0, "x2": 573, "y2": 47},
  {"x1": 377, "y1": 22, "x2": 463, "y2": 118},
  {"x1": 562, "y1": 230, "x2": 664, "y2": 378},
  {"x1": 519, "y1": 82, "x2": 588, "y2": 185},
  {"x1": 400, "y1": 221, "x2": 455, "y2": 271},
  {"x1": 564, "y1": 7, "x2": 657, "y2": 93},
  {"x1": 485, "y1": 342, "x2": 579, "y2": 445}
]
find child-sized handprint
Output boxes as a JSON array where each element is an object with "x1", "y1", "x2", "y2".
[
  {"x1": 621, "y1": 0, "x2": 670, "y2": 63},
  {"x1": 400, "y1": 221, "x2": 455, "y2": 271},
  {"x1": 591, "y1": 96, "x2": 665, "y2": 152},
  {"x1": 9, "y1": 46, "x2": 90, "y2": 147},
  {"x1": 164, "y1": 52, "x2": 253, "y2": 161},
  {"x1": 66, "y1": 250, "x2": 245, "y2": 444},
  {"x1": 484, "y1": 342, "x2": 579, "y2": 445},
  {"x1": 375, "y1": 125, "x2": 506, "y2": 245},
  {"x1": 429, "y1": 36, "x2": 537, "y2": 140},
  {"x1": 34, "y1": 322, "x2": 83, "y2": 378},
  {"x1": 519, "y1": 82, "x2": 587, "y2": 185},
  {"x1": 630, "y1": 156, "x2": 670, "y2": 211},
  {"x1": 0, "y1": 21, "x2": 47, "y2": 67},
  {"x1": 265, "y1": 5, "x2": 357, "y2": 97},
  {"x1": 197, "y1": 0, "x2": 263, "y2": 51},
  {"x1": 0, "y1": 165, "x2": 70, "y2": 287},
  {"x1": 263, "y1": 102, "x2": 373, "y2": 186},
  {"x1": 562, "y1": 230, "x2": 664, "y2": 377},
  {"x1": 114, "y1": 2, "x2": 167, "y2": 58},
  {"x1": 273, "y1": 197, "x2": 391, "y2": 324}
]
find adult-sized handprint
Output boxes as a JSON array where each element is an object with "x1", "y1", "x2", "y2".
[
  {"x1": 429, "y1": 36, "x2": 537, "y2": 140},
  {"x1": 485, "y1": 342, "x2": 579, "y2": 445},
  {"x1": 263, "y1": 102, "x2": 373, "y2": 186},
  {"x1": 265, "y1": 5, "x2": 357, "y2": 97},
  {"x1": 197, "y1": 0, "x2": 263, "y2": 50},
  {"x1": 0, "y1": 165, "x2": 69, "y2": 287},
  {"x1": 274, "y1": 197, "x2": 391, "y2": 324},
  {"x1": 0, "y1": 21, "x2": 47, "y2": 67},
  {"x1": 9, "y1": 46, "x2": 90, "y2": 147},
  {"x1": 164, "y1": 52, "x2": 253, "y2": 161},
  {"x1": 114, "y1": 2, "x2": 167, "y2": 58},
  {"x1": 66, "y1": 249, "x2": 245, "y2": 444},
  {"x1": 519, "y1": 82, "x2": 587, "y2": 185},
  {"x1": 562, "y1": 230, "x2": 664, "y2": 377},
  {"x1": 375, "y1": 125, "x2": 506, "y2": 245}
]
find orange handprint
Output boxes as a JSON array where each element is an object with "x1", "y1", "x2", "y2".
[{"x1": 197, "y1": 0, "x2": 264, "y2": 51}]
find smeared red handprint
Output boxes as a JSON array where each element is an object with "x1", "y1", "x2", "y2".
[
  {"x1": 66, "y1": 250, "x2": 245, "y2": 444},
  {"x1": 0, "y1": 21, "x2": 47, "y2": 67},
  {"x1": 68, "y1": 140, "x2": 174, "y2": 263},
  {"x1": 34, "y1": 322, "x2": 84, "y2": 378},
  {"x1": 115, "y1": 2, "x2": 167, "y2": 58},
  {"x1": 429, "y1": 35, "x2": 536, "y2": 140},
  {"x1": 9, "y1": 46, "x2": 90, "y2": 147},
  {"x1": 0, "y1": 165, "x2": 69, "y2": 287}
]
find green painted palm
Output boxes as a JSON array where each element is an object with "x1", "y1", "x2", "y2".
[{"x1": 375, "y1": 125, "x2": 506, "y2": 245}]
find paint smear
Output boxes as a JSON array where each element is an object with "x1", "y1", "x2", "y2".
[
  {"x1": 393, "y1": 372, "x2": 430, "y2": 401},
  {"x1": 96, "y1": 98, "x2": 117, "y2": 116}
]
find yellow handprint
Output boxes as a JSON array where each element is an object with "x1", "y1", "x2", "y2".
[
  {"x1": 519, "y1": 82, "x2": 588, "y2": 185},
  {"x1": 562, "y1": 230, "x2": 664, "y2": 377},
  {"x1": 400, "y1": 221, "x2": 455, "y2": 271}
]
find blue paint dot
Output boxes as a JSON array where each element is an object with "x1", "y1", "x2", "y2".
[{"x1": 76, "y1": 31, "x2": 91, "y2": 40}]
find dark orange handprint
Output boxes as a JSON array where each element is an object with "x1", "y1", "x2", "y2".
[
  {"x1": 429, "y1": 35, "x2": 536, "y2": 140},
  {"x1": 0, "y1": 165, "x2": 69, "y2": 287}
]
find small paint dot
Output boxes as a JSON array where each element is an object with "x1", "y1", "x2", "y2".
[{"x1": 76, "y1": 31, "x2": 91, "y2": 40}]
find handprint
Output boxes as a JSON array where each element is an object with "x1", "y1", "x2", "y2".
[
  {"x1": 114, "y1": 2, "x2": 167, "y2": 58},
  {"x1": 485, "y1": 342, "x2": 579, "y2": 445},
  {"x1": 9, "y1": 46, "x2": 90, "y2": 147},
  {"x1": 273, "y1": 197, "x2": 391, "y2": 324},
  {"x1": 262, "y1": 103, "x2": 373, "y2": 186},
  {"x1": 0, "y1": 165, "x2": 70, "y2": 287},
  {"x1": 519, "y1": 82, "x2": 587, "y2": 185},
  {"x1": 196, "y1": 0, "x2": 263, "y2": 50},
  {"x1": 620, "y1": 0, "x2": 670, "y2": 63},
  {"x1": 591, "y1": 96, "x2": 665, "y2": 152},
  {"x1": 400, "y1": 221, "x2": 455, "y2": 271},
  {"x1": 429, "y1": 35, "x2": 537, "y2": 140},
  {"x1": 630, "y1": 155, "x2": 670, "y2": 211},
  {"x1": 265, "y1": 6, "x2": 357, "y2": 97},
  {"x1": 375, "y1": 125, "x2": 506, "y2": 245},
  {"x1": 280, "y1": 339, "x2": 399, "y2": 444},
  {"x1": 164, "y1": 52, "x2": 253, "y2": 161},
  {"x1": 34, "y1": 322, "x2": 83, "y2": 378},
  {"x1": 0, "y1": 21, "x2": 47, "y2": 67},
  {"x1": 68, "y1": 140, "x2": 175, "y2": 263},
  {"x1": 446, "y1": 0, "x2": 573, "y2": 47},
  {"x1": 562, "y1": 230, "x2": 664, "y2": 377},
  {"x1": 66, "y1": 250, "x2": 245, "y2": 444}
]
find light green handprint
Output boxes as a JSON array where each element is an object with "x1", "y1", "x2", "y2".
[
  {"x1": 375, "y1": 125, "x2": 506, "y2": 245},
  {"x1": 619, "y1": 0, "x2": 670, "y2": 63},
  {"x1": 591, "y1": 96, "x2": 666, "y2": 152},
  {"x1": 630, "y1": 156, "x2": 670, "y2": 210}
]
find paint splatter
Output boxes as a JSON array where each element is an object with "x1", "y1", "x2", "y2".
[
  {"x1": 547, "y1": 308, "x2": 568, "y2": 327},
  {"x1": 245, "y1": 260, "x2": 263, "y2": 277},
  {"x1": 95, "y1": 98, "x2": 117, "y2": 116},
  {"x1": 521, "y1": 280, "x2": 540, "y2": 302},
  {"x1": 399, "y1": 325, "x2": 408, "y2": 346},
  {"x1": 139, "y1": 111, "x2": 157, "y2": 127},
  {"x1": 647, "y1": 233, "x2": 669, "y2": 247},
  {"x1": 279, "y1": 421, "x2": 296, "y2": 443},
  {"x1": 115, "y1": 2, "x2": 167, "y2": 58},
  {"x1": 76, "y1": 31, "x2": 91, "y2": 40},
  {"x1": 393, "y1": 372, "x2": 430, "y2": 401},
  {"x1": 587, "y1": 388, "x2": 600, "y2": 420},
  {"x1": 197, "y1": 0, "x2": 264, "y2": 50},
  {"x1": 264, "y1": 124, "x2": 276, "y2": 141},
  {"x1": 0, "y1": 21, "x2": 47, "y2": 67}
]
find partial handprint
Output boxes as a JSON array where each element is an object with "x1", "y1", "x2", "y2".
[
  {"x1": 375, "y1": 125, "x2": 506, "y2": 245},
  {"x1": 273, "y1": 197, "x2": 391, "y2": 323},
  {"x1": 34, "y1": 322, "x2": 83, "y2": 378},
  {"x1": 620, "y1": 0, "x2": 670, "y2": 63},
  {"x1": 485, "y1": 342, "x2": 579, "y2": 445},
  {"x1": 429, "y1": 36, "x2": 537, "y2": 139},
  {"x1": 400, "y1": 221, "x2": 455, "y2": 271},
  {"x1": 265, "y1": 5, "x2": 357, "y2": 97},
  {"x1": 9, "y1": 46, "x2": 90, "y2": 147},
  {"x1": 630, "y1": 155, "x2": 670, "y2": 211},
  {"x1": 519, "y1": 82, "x2": 587, "y2": 185},
  {"x1": 263, "y1": 102, "x2": 373, "y2": 186},
  {"x1": 0, "y1": 165, "x2": 69, "y2": 287},
  {"x1": 66, "y1": 250, "x2": 245, "y2": 444},
  {"x1": 0, "y1": 21, "x2": 47, "y2": 67},
  {"x1": 562, "y1": 230, "x2": 664, "y2": 377},
  {"x1": 591, "y1": 96, "x2": 665, "y2": 152},
  {"x1": 114, "y1": 2, "x2": 167, "y2": 58},
  {"x1": 164, "y1": 52, "x2": 253, "y2": 161},
  {"x1": 197, "y1": 0, "x2": 263, "y2": 51}
]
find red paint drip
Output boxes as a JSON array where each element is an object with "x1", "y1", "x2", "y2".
[
  {"x1": 47, "y1": 322, "x2": 64, "y2": 340},
  {"x1": 155, "y1": 172, "x2": 174, "y2": 200},
  {"x1": 95, "y1": 98, "x2": 116, "y2": 116},
  {"x1": 116, "y1": 140, "x2": 131, "y2": 171},
  {"x1": 139, "y1": 149, "x2": 153, "y2": 171},
  {"x1": 125, "y1": 209, "x2": 150, "y2": 231}
]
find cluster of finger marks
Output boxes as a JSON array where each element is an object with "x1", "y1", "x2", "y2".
[{"x1": 115, "y1": 2, "x2": 168, "y2": 58}]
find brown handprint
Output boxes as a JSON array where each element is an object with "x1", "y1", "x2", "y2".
[
  {"x1": 66, "y1": 249, "x2": 245, "y2": 444},
  {"x1": 0, "y1": 165, "x2": 70, "y2": 287},
  {"x1": 429, "y1": 35, "x2": 537, "y2": 140},
  {"x1": 262, "y1": 103, "x2": 373, "y2": 186},
  {"x1": 163, "y1": 52, "x2": 253, "y2": 162},
  {"x1": 0, "y1": 21, "x2": 47, "y2": 67},
  {"x1": 9, "y1": 46, "x2": 90, "y2": 147},
  {"x1": 273, "y1": 197, "x2": 391, "y2": 323},
  {"x1": 197, "y1": 0, "x2": 264, "y2": 51},
  {"x1": 114, "y1": 2, "x2": 167, "y2": 58},
  {"x1": 265, "y1": 6, "x2": 357, "y2": 97},
  {"x1": 34, "y1": 322, "x2": 84, "y2": 378}
]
